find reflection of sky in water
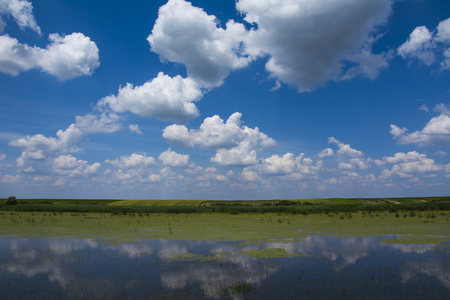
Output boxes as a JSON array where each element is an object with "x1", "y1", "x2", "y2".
[{"x1": 0, "y1": 235, "x2": 448, "y2": 299}]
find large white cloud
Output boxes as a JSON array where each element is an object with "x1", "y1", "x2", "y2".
[
  {"x1": 0, "y1": 34, "x2": 38, "y2": 74},
  {"x1": 98, "y1": 72, "x2": 202, "y2": 123},
  {"x1": 163, "y1": 112, "x2": 276, "y2": 166},
  {"x1": 0, "y1": 33, "x2": 100, "y2": 80},
  {"x1": 147, "y1": 0, "x2": 393, "y2": 93},
  {"x1": 390, "y1": 104, "x2": 450, "y2": 146},
  {"x1": 237, "y1": 0, "x2": 392, "y2": 91},
  {"x1": 0, "y1": 0, "x2": 41, "y2": 34},
  {"x1": 147, "y1": 0, "x2": 250, "y2": 87},
  {"x1": 398, "y1": 17, "x2": 450, "y2": 70}
]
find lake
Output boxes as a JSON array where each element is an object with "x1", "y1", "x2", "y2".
[{"x1": 1, "y1": 234, "x2": 448, "y2": 299}]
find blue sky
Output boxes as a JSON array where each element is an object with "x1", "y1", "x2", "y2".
[{"x1": 0, "y1": 0, "x2": 449, "y2": 200}]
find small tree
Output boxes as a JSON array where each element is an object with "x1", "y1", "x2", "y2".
[{"x1": 5, "y1": 196, "x2": 17, "y2": 205}]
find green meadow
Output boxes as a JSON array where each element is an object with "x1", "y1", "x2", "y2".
[
  {"x1": 0, "y1": 210, "x2": 448, "y2": 245},
  {"x1": 0, "y1": 196, "x2": 449, "y2": 245}
]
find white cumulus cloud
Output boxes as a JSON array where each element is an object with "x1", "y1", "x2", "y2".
[
  {"x1": 398, "y1": 17, "x2": 450, "y2": 70},
  {"x1": 52, "y1": 155, "x2": 101, "y2": 177},
  {"x1": 398, "y1": 26, "x2": 434, "y2": 65},
  {"x1": 237, "y1": 0, "x2": 392, "y2": 92},
  {"x1": 390, "y1": 104, "x2": 450, "y2": 146},
  {"x1": 0, "y1": 0, "x2": 41, "y2": 34},
  {"x1": 128, "y1": 124, "x2": 142, "y2": 134},
  {"x1": 381, "y1": 151, "x2": 447, "y2": 179},
  {"x1": 163, "y1": 112, "x2": 276, "y2": 166},
  {"x1": 9, "y1": 112, "x2": 121, "y2": 173},
  {"x1": 147, "y1": 0, "x2": 251, "y2": 87},
  {"x1": 0, "y1": 32, "x2": 100, "y2": 80},
  {"x1": 328, "y1": 137, "x2": 364, "y2": 157},
  {"x1": 98, "y1": 72, "x2": 202, "y2": 124},
  {"x1": 105, "y1": 153, "x2": 155, "y2": 170},
  {"x1": 163, "y1": 112, "x2": 245, "y2": 149},
  {"x1": 211, "y1": 143, "x2": 259, "y2": 166},
  {"x1": 241, "y1": 167, "x2": 261, "y2": 182},
  {"x1": 318, "y1": 148, "x2": 334, "y2": 158},
  {"x1": 159, "y1": 148, "x2": 189, "y2": 167},
  {"x1": 38, "y1": 33, "x2": 100, "y2": 80},
  {"x1": 243, "y1": 152, "x2": 323, "y2": 182},
  {"x1": 208, "y1": 123, "x2": 277, "y2": 166}
]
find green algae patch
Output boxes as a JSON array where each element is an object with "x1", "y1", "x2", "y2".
[
  {"x1": 241, "y1": 248, "x2": 308, "y2": 258},
  {"x1": 380, "y1": 235, "x2": 449, "y2": 245},
  {"x1": 165, "y1": 252, "x2": 218, "y2": 262}
]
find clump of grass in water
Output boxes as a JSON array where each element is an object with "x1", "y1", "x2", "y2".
[
  {"x1": 241, "y1": 248, "x2": 308, "y2": 258},
  {"x1": 381, "y1": 235, "x2": 449, "y2": 245},
  {"x1": 166, "y1": 252, "x2": 218, "y2": 262},
  {"x1": 227, "y1": 282, "x2": 252, "y2": 295}
]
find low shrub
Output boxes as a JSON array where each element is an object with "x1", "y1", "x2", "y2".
[{"x1": 5, "y1": 196, "x2": 17, "y2": 206}]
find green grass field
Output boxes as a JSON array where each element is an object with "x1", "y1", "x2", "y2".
[{"x1": 0, "y1": 210, "x2": 448, "y2": 243}]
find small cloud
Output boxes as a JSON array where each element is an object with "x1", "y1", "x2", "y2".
[
  {"x1": 328, "y1": 137, "x2": 364, "y2": 157},
  {"x1": 241, "y1": 168, "x2": 261, "y2": 182},
  {"x1": 105, "y1": 153, "x2": 155, "y2": 169},
  {"x1": 158, "y1": 148, "x2": 189, "y2": 167},
  {"x1": 419, "y1": 104, "x2": 430, "y2": 112},
  {"x1": 389, "y1": 124, "x2": 408, "y2": 137},
  {"x1": 216, "y1": 175, "x2": 227, "y2": 181},
  {"x1": 129, "y1": 124, "x2": 142, "y2": 134},
  {"x1": 435, "y1": 150, "x2": 447, "y2": 157},
  {"x1": 318, "y1": 148, "x2": 334, "y2": 158},
  {"x1": 270, "y1": 80, "x2": 281, "y2": 91}
]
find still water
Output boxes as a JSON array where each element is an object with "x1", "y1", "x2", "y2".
[{"x1": 0, "y1": 235, "x2": 448, "y2": 299}]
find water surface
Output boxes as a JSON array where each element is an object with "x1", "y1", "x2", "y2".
[{"x1": 1, "y1": 235, "x2": 448, "y2": 299}]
